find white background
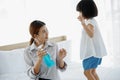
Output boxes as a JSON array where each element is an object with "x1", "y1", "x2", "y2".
[{"x1": 0, "y1": 0, "x2": 119, "y2": 67}]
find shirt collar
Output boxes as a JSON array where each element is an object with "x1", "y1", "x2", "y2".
[{"x1": 30, "y1": 41, "x2": 54, "y2": 51}]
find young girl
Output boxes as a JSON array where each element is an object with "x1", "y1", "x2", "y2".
[
  {"x1": 76, "y1": 0, "x2": 107, "y2": 80},
  {"x1": 24, "y1": 20, "x2": 67, "y2": 80}
]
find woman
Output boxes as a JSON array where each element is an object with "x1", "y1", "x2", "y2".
[{"x1": 24, "y1": 20, "x2": 67, "y2": 80}]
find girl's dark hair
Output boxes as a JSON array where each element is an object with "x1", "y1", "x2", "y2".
[
  {"x1": 29, "y1": 20, "x2": 45, "y2": 45},
  {"x1": 76, "y1": 0, "x2": 98, "y2": 19}
]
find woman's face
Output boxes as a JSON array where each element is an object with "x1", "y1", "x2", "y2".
[{"x1": 34, "y1": 26, "x2": 48, "y2": 45}]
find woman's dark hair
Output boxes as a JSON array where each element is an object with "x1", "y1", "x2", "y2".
[
  {"x1": 29, "y1": 20, "x2": 46, "y2": 45},
  {"x1": 76, "y1": 0, "x2": 98, "y2": 19}
]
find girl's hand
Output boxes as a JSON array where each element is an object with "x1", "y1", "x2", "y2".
[
  {"x1": 58, "y1": 48, "x2": 67, "y2": 61},
  {"x1": 80, "y1": 16, "x2": 85, "y2": 24},
  {"x1": 77, "y1": 13, "x2": 85, "y2": 25}
]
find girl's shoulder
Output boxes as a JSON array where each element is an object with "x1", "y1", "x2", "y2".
[
  {"x1": 86, "y1": 18, "x2": 97, "y2": 27},
  {"x1": 87, "y1": 18, "x2": 96, "y2": 23}
]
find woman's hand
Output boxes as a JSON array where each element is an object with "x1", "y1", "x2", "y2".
[
  {"x1": 37, "y1": 49, "x2": 46, "y2": 60},
  {"x1": 58, "y1": 48, "x2": 67, "y2": 61},
  {"x1": 58, "y1": 48, "x2": 67, "y2": 68},
  {"x1": 33, "y1": 49, "x2": 46, "y2": 74}
]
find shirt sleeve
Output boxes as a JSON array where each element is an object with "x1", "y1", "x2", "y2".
[
  {"x1": 55, "y1": 44, "x2": 67, "y2": 72},
  {"x1": 24, "y1": 48, "x2": 39, "y2": 79}
]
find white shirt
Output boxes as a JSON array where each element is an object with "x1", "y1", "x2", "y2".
[
  {"x1": 80, "y1": 18, "x2": 107, "y2": 59},
  {"x1": 24, "y1": 41, "x2": 67, "y2": 80}
]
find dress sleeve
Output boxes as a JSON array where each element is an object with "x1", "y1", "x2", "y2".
[{"x1": 87, "y1": 19, "x2": 96, "y2": 30}]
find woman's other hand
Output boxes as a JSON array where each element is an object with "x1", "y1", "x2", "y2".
[{"x1": 58, "y1": 48, "x2": 67, "y2": 61}]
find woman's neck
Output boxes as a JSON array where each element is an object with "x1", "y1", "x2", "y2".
[{"x1": 35, "y1": 42, "x2": 45, "y2": 48}]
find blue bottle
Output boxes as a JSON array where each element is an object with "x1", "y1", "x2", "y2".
[{"x1": 43, "y1": 52, "x2": 55, "y2": 68}]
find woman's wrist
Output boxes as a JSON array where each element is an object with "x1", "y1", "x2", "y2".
[
  {"x1": 33, "y1": 57, "x2": 42, "y2": 74},
  {"x1": 59, "y1": 59, "x2": 65, "y2": 68},
  {"x1": 38, "y1": 57, "x2": 42, "y2": 62}
]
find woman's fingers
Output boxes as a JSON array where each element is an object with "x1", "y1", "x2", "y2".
[
  {"x1": 61, "y1": 48, "x2": 67, "y2": 54},
  {"x1": 59, "y1": 48, "x2": 67, "y2": 59},
  {"x1": 37, "y1": 49, "x2": 46, "y2": 57}
]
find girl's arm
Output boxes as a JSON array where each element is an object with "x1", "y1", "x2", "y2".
[
  {"x1": 81, "y1": 22, "x2": 94, "y2": 38},
  {"x1": 78, "y1": 14, "x2": 94, "y2": 38}
]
